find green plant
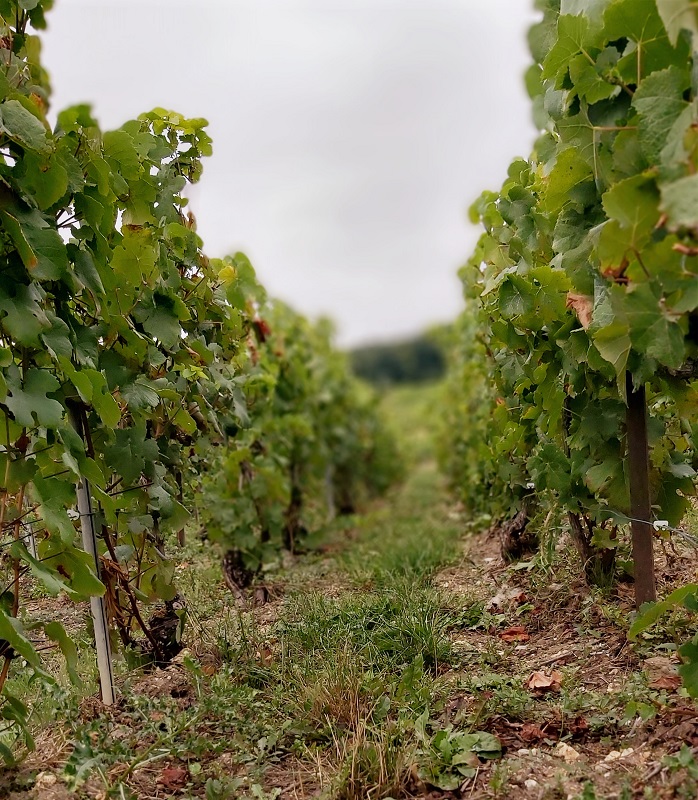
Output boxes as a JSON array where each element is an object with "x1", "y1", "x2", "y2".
[{"x1": 414, "y1": 710, "x2": 501, "y2": 791}]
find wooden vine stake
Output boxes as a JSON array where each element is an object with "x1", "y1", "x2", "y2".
[
  {"x1": 69, "y1": 406, "x2": 115, "y2": 705},
  {"x1": 625, "y1": 372, "x2": 657, "y2": 609}
]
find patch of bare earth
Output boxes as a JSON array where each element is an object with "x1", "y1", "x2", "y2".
[{"x1": 430, "y1": 527, "x2": 698, "y2": 799}]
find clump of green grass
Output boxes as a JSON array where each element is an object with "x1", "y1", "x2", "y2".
[
  {"x1": 279, "y1": 581, "x2": 454, "y2": 675},
  {"x1": 344, "y1": 465, "x2": 463, "y2": 587}
]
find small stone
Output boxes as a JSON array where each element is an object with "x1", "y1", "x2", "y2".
[
  {"x1": 517, "y1": 748, "x2": 530, "y2": 755},
  {"x1": 555, "y1": 741, "x2": 582, "y2": 763},
  {"x1": 525, "y1": 779, "x2": 539, "y2": 791},
  {"x1": 604, "y1": 750, "x2": 621, "y2": 762}
]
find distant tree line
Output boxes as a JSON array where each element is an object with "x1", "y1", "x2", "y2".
[{"x1": 349, "y1": 331, "x2": 447, "y2": 386}]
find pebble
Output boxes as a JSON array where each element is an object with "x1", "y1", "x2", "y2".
[
  {"x1": 604, "y1": 747, "x2": 634, "y2": 762},
  {"x1": 555, "y1": 741, "x2": 582, "y2": 763},
  {"x1": 524, "y1": 779, "x2": 539, "y2": 791}
]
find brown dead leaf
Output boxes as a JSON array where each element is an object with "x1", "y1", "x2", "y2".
[
  {"x1": 158, "y1": 766, "x2": 189, "y2": 790},
  {"x1": 520, "y1": 722, "x2": 546, "y2": 743},
  {"x1": 649, "y1": 674, "x2": 682, "y2": 691},
  {"x1": 527, "y1": 669, "x2": 563, "y2": 693},
  {"x1": 568, "y1": 716, "x2": 589, "y2": 737},
  {"x1": 644, "y1": 656, "x2": 680, "y2": 691},
  {"x1": 566, "y1": 293, "x2": 593, "y2": 329},
  {"x1": 499, "y1": 626, "x2": 530, "y2": 642},
  {"x1": 256, "y1": 646, "x2": 274, "y2": 666}
]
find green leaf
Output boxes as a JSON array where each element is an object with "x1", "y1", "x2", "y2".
[
  {"x1": 661, "y1": 173, "x2": 698, "y2": 227},
  {"x1": 0, "y1": 99, "x2": 48, "y2": 152},
  {"x1": 103, "y1": 129, "x2": 141, "y2": 181},
  {"x1": 60, "y1": 547, "x2": 105, "y2": 598},
  {"x1": 8, "y1": 208, "x2": 70, "y2": 281},
  {"x1": 19, "y1": 150, "x2": 69, "y2": 209},
  {"x1": 591, "y1": 526, "x2": 619, "y2": 549},
  {"x1": 0, "y1": 284, "x2": 49, "y2": 346},
  {"x1": 585, "y1": 459, "x2": 621, "y2": 494},
  {"x1": 104, "y1": 425, "x2": 158, "y2": 484},
  {"x1": 625, "y1": 282, "x2": 684, "y2": 367},
  {"x1": 0, "y1": 209, "x2": 37, "y2": 270},
  {"x1": 5, "y1": 366, "x2": 63, "y2": 428},
  {"x1": 604, "y1": 0, "x2": 677, "y2": 82},
  {"x1": 656, "y1": 0, "x2": 698, "y2": 46},
  {"x1": 470, "y1": 731, "x2": 502, "y2": 757},
  {"x1": 678, "y1": 640, "x2": 698, "y2": 697},
  {"x1": 0, "y1": 610, "x2": 42, "y2": 670},
  {"x1": 142, "y1": 306, "x2": 182, "y2": 348},
  {"x1": 68, "y1": 245, "x2": 106, "y2": 298},
  {"x1": 569, "y1": 50, "x2": 620, "y2": 104},
  {"x1": 0, "y1": 740, "x2": 16, "y2": 766},
  {"x1": 542, "y1": 15, "x2": 595, "y2": 83},
  {"x1": 628, "y1": 583, "x2": 698, "y2": 639},
  {"x1": 499, "y1": 276, "x2": 534, "y2": 319},
  {"x1": 632, "y1": 66, "x2": 690, "y2": 164},
  {"x1": 8, "y1": 541, "x2": 75, "y2": 598},
  {"x1": 120, "y1": 378, "x2": 160, "y2": 410},
  {"x1": 601, "y1": 174, "x2": 661, "y2": 250},
  {"x1": 542, "y1": 148, "x2": 594, "y2": 213},
  {"x1": 593, "y1": 321, "x2": 631, "y2": 377},
  {"x1": 110, "y1": 229, "x2": 157, "y2": 289},
  {"x1": 41, "y1": 313, "x2": 72, "y2": 359},
  {"x1": 44, "y1": 621, "x2": 81, "y2": 686}
]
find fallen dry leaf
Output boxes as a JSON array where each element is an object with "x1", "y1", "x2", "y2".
[
  {"x1": 649, "y1": 674, "x2": 682, "y2": 691},
  {"x1": 568, "y1": 716, "x2": 589, "y2": 737},
  {"x1": 157, "y1": 766, "x2": 189, "y2": 790},
  {"x1": 644, "y1": 656, "x2": 681, "y2": 691},
  {"x1": 566, "y1": 292, "x2": 593, "y2": 329},
  {"x1": 520, "y1": 722, "x2": 546, "y2": 743},
  {"x1": 499, "y1": 626, "x2": 530, "y2": 642},
  {"x1": 527, "y1": 669, "x2": 563, "y2": 693}
]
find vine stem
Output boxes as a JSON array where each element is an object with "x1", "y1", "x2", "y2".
[
  {"x1": 11, "y1": 486, "x2": 24, "y2": 617},
  {"x1": 626, "y1": 373, "x2": 657, "y2": 608},
  {"x1": 0, "y1": 655, "x2": 10, "y2": 698}
]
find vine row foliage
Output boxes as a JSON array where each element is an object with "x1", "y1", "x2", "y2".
[
  {"x1": 0, "y1": 0, "x2": 399, "y2": 760},
  {"x1": 442, "y1": 0, "x2": 698, "y2": 687}
]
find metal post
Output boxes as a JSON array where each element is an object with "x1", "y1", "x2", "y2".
[
  {"x1": 625, "y1": 372, "x2": 657, "y2": 608},
  {"x1": 70, "y1": 406, "x2": 115, "y2": 704}
]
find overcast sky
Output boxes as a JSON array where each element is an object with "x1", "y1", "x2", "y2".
[{"x1": 41, "y1": 0, "x2": 538, "y2": 347}]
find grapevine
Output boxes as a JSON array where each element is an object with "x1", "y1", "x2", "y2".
[
  {"x1": 0, "y1": 0, "x2": 400, "y2": 760},
  {"x1": 444, "y1": 0, "x2": 698, "y2": 687}
]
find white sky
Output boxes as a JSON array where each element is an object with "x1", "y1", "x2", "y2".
[{"x1": 41, "y1": 0, "x2": 538, "y2": 346}]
